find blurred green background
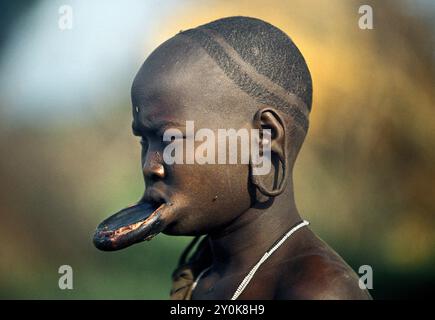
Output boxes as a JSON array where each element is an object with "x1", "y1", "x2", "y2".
[{"x1": 0, "y1": 0, "x2": 434, "y2": 299}]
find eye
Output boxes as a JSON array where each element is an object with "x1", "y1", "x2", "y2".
[
  {"x1": 170, "y1": 133, "x2": 187, "y2": 140},
  {"x1": 162, "y1": 134, "x2": 185, "y2": 144}
]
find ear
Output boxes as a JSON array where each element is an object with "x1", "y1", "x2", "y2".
[{"x1": 250, "y1": 107, "x2": 290, "y2": 197}]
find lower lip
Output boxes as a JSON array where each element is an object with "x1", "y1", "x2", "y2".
[{"x1": 93, "y1": 202, "x2": 166, "y2": 251}]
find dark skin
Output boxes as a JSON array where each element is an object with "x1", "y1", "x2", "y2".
[{"x1": 95, "y1": 34, "x2": 372, "y2": 299}]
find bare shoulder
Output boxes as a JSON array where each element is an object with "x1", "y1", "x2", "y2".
[{"x1": 274, "y1": 232, "x2": 372, "y2": 300}]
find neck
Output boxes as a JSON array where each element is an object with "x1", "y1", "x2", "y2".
[{"x1": 208, "y1": 178, "x2": 302, "y2": 274}]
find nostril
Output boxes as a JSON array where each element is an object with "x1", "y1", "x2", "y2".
[
  {"x1": 143, "y1": 163, "x2": 165, "y2": 180},
  {"x1": 153, "y1": 164, "x2": 165, "y2": 178},
  {"x1": 143, "y1": 151, "x2": 165, "y2": 179}
]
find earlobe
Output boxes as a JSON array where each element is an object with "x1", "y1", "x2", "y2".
[{"x1": 250, "y1": 107, "x2": 290, "y2": 197}]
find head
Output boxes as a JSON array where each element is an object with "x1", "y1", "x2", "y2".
[{"x1": 94, "y1": 16, "x2": 312, "y2": 251}]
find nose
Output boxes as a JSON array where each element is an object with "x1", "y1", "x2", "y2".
[{"x1": 143, "y1": 151, "x2": 165, "y2": 180}]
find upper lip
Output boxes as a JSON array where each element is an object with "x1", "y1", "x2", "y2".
[{"x1": 142, "y1": 187, "x2": 171, "y2": 206}]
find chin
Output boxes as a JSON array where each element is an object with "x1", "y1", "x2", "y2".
[{"x1": 162, "y1": 220, "x2": 209, "y2": 237}]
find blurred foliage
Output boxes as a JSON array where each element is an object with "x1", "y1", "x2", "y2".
[{"x1": 0, "y1": 0, "x2": 433, "y2": 299}]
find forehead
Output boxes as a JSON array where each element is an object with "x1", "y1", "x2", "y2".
[{"x1": 131, "y1": 34, "x2": 255, "y2": 129}]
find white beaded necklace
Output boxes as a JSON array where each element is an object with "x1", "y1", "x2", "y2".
[{"x1": 191, "y1": 220, "x2": 309, "y2": 300}]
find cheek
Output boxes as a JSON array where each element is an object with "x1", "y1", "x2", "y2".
[
  {"x1": 171, "y1": 163, "x2": 249, "y2": 197},
  {"x1": 169, "y1": 163, "x2": 252, "y2": 223}
]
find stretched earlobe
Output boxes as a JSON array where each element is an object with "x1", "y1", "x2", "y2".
[{"x1": 250, "y1": 107, "x2": 290, "y2": 197}]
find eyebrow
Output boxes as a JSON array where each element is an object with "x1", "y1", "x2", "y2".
[{"x1": 132, "y1": 119, "x2": 185, "y2": 136}]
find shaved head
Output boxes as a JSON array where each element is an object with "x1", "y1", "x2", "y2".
[
  {"x1": 133, "y1": 16, "x2": 313, "y2": 165},
  {"x1": 180, "y1": 16, "x2": 312, "y2": 126}
]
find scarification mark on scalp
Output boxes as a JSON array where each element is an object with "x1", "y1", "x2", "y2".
[{"x1": 179, "y1": 29, "x2": 309, "y2": 132}]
